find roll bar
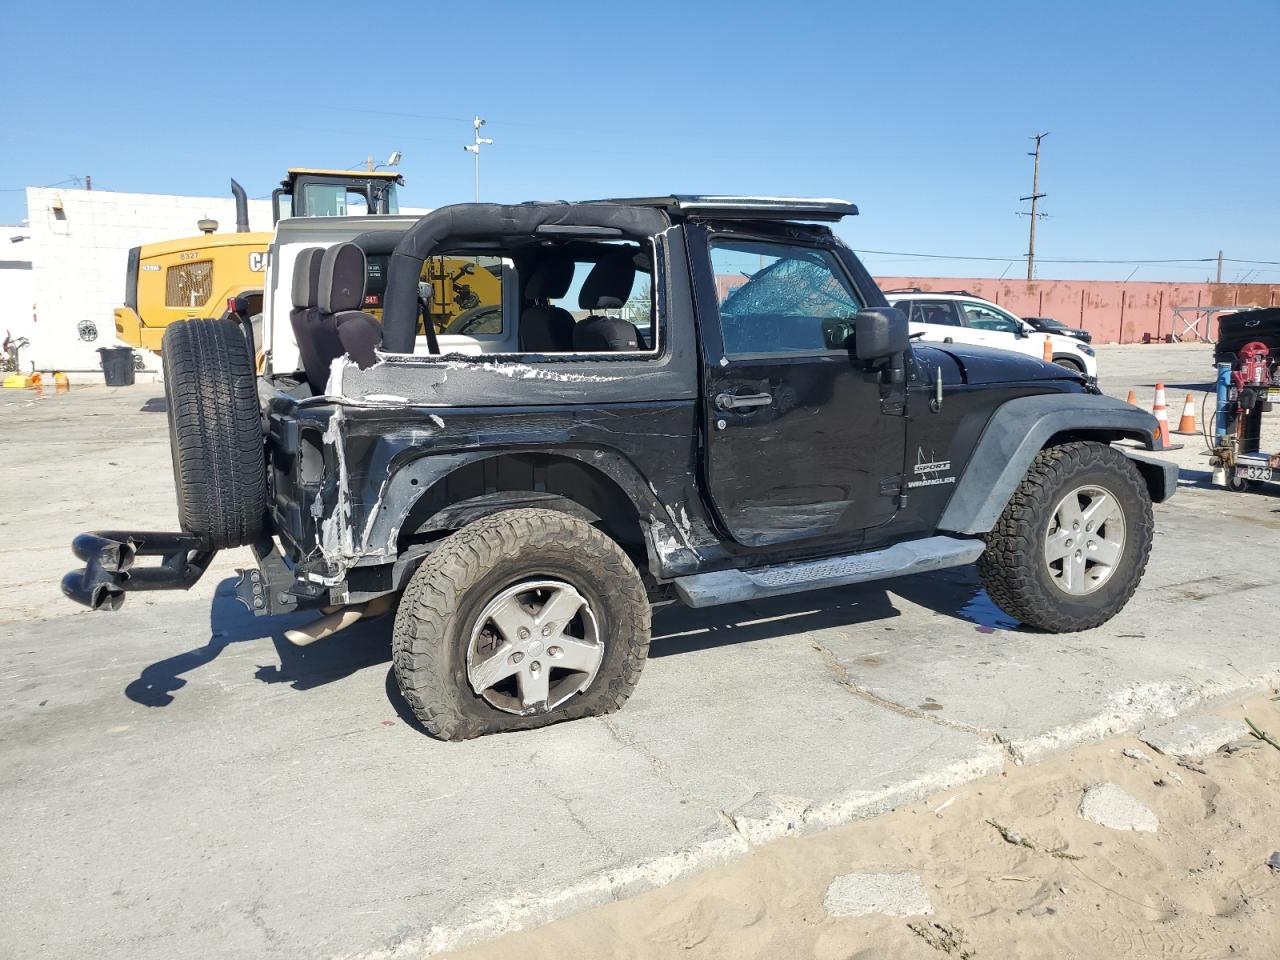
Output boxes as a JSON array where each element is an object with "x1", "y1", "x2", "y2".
[{"x1": 380, "y1": 202, "x2": 669, "y2": 353}]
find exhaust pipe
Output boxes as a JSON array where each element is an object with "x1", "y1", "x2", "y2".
[
  {"x1": 72, "y1": 532, "x2": 136, "y2": 573},
  {"x1": 284, "y1": 594, "x2": 398, "y2": 646},
  {"x1": 230, "y1": 178, "x2": 250, "y2": 233},
  {"x1": 61, "y1": 569, "x2": 125, "y2": 611},
  {"x1": 63, "y1": 530, "x2": 214, "y2": 611}
]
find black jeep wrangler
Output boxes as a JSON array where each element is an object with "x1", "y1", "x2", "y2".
[{"x1": 64, "y1": 196, "x2": 1176, "y2": 740}]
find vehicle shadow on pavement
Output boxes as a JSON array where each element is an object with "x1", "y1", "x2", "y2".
[
  {"x1": 890, "y1": 566, "x2": 1022, "y2": 631},
  {"x1": 649, "y1": 586, "x2": 900, "y2": 657},
  {"x1": 255, "y1": 616, "x2": 393, "y2": 691},
  {"x1": 124, "y1": 568, "x2": 1025, "y2": 709},
  {"x1": 123, "y1": 580, "x2": 391, "y2": 707},
  {"x1": 649, "y1": 566, "x2": 1015, "y2": 656}
]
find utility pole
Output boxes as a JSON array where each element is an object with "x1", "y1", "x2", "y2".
[
  {"x1": 1216, "y1": 250, "x2": 1223, "y2": 284},
  {"x1": 1019, "y1": 132, "x2": 1049, "y2": 281},
  {"x1": 365, "y1": 155, "x2": 375, "y2": 172},
  {"x1": 463, "y1": 117, "x2": 493, "y2": 201}
]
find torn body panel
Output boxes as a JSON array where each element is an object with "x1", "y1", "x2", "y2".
[{"x1": 266, "y1": 391, "x2": 711, "y2": 592}]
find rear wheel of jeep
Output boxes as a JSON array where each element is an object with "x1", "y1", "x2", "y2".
[
  {"x1": 391, "y1": 508, "x2": 651, "y2": 740},
  {"x1": 978, "y1": 441, "x2": 1153, "y2": 632},
  {"x1": 162, "y1": 318, "x2": 267, "y2": 549}
]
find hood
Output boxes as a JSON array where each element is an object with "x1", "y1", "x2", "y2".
[
  {"x1": 919, "y1": 342, "x2": 1082, "y2": 386},
  {"x1": 1056, "y1": 326, "x2": 1090, "y2": 340},
  {"x1": 1046, "y1": 330, "x2": 1090, "y2": 348}
]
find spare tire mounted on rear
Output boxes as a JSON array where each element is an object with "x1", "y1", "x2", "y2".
[{"x1": 161, "y1": 318, "x2": 267, "y2": 549}]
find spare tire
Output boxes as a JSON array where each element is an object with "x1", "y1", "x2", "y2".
[{"x1": 161, "y1": 318, "x2": 267, "y2": 549}]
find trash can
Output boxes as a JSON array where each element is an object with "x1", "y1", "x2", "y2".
[{"x1": 97, "y1": 346, "x2": 137, "y2": 386}]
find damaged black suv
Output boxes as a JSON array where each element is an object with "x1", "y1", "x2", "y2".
[{"x1": 65, "y1": 196, "x2": 1176, "y2": 739}]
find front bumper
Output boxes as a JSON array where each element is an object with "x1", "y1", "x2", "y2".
[{"x1": 1121, "y1": 450, "x2": 1179, "y2": 503}]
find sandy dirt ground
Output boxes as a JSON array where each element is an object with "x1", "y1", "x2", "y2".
[{"x1": 447, "y1": 693, "x2": 1280, "y2": 960}]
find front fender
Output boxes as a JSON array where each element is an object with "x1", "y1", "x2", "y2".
[{"x1": 936, "y1": 393, "x2": 1167, "y2": 535}]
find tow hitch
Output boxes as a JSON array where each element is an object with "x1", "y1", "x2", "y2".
[{"x1": 61, "y1": 531, "x2": 215, "y2": 611}]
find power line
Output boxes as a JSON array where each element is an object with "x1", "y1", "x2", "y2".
[{"x1": 0, "y1": 177, "x2": 86, "y2": 192}]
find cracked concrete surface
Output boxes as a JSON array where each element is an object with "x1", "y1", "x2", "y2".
[{"x1": 3, "y1": 344, "x2": 1279, "y2": 958}]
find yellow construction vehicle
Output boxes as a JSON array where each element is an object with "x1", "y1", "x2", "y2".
[{"x1": 113, "y1": 169, "x2": 502, "y2": 354}]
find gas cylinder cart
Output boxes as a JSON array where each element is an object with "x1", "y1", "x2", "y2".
[{"x1": 1211, "y1": 308, "x2": 1280, "y2": 492}]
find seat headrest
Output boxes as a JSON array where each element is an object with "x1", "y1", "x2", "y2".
[
  {"x1": 290, "y1": 247, "x2": 325, "y2": 309},
  {"x1": 574, "y1": 316, "x2": 641, "y2": 352},
  {"x1": 525, "y1": 253, "x2": 574, "y2": 301},
  {"x1": 318, "y1": 242, "x2": 367, "y2": 314},
  {"x1": 579, "y1": 250, "x2": 636, "y2": 311}
]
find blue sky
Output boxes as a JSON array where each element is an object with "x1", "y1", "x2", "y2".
[{"x1": 3, "y1": 0, "x2": 1277, "y2": 282}]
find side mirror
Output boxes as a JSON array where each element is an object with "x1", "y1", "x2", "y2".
[{"x1": 853, "y1": 307, "x2": 909, "y2": 361}]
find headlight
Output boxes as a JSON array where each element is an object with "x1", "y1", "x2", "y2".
[{"x1": 1077, "y1": 343, "x2": 1095, "y2": 356}]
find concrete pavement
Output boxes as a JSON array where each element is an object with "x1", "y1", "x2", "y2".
[{"x1": 2, "y1": 343, "x2": 1278, "y2": 957}]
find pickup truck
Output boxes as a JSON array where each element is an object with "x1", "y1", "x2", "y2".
[{"x1": 64, "y1": 195, "x2": 1176, "y2": 740}]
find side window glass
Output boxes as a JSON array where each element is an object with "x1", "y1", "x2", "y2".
[
  {"x1": 962, "y1": 302, "x2": 1018, "y2": 334},
  {"x1": 913, "y1": 301, "x2": 960, "y2": 327},
  {"x1": 710, "y1": 239, "x2": 862, "y2": 355},
  {"x1": 553, "y1": 243, "x2": 655, "y2": 349}
]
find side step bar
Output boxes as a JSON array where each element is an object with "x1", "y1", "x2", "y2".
[{"x1": 673, "y1": 535, "x2": 985, "y2": 608}]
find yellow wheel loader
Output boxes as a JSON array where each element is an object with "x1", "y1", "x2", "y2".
[{"x1": 113, "y1": 170, "x2": 500, "y2": 356}]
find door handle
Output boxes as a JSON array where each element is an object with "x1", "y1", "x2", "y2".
[{"x1": 715, "y1": 392, "x2": 772, "y2": 411}]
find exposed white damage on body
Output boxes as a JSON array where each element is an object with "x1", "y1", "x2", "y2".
[
  {"x1": 315, "y1": 409, "x2": 354, "y2": 577},
  {"x1": 361, "y1": 394, "x2": 410, "y2": 404},
  {"x1": 444, "y1": 359, "x2": 621, "y2": 384}
]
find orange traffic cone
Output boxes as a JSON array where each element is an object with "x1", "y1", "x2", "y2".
[
  {"x1": 1150, "y1": 383, "x2": 1182, "y2": 450},
  {"x1": 1173, "y1": 392, "x2": 1198, "y2": 435},
  {"x1": 1042, "y1": 336, "x2": 1053, "y2": 362},
  {"x1": 1126, "y1": 389, "x2": 1138, "y2": 405}
]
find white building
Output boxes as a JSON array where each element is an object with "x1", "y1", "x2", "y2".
[
  {"x1": 1, "y1": 228, "x2": 34, "y2": 365},
  {"x1": 12, "y1": 187, "x2": 273, "y2": 378}
]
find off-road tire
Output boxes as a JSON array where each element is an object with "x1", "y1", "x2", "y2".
[
  {"x1": 392, "y1": 508, "x2": 650, "y2": 740},
  {"x1": 978, "y1": 441, "x2": 1153, "y2": 632},
  {"x1": 161, "y1": 318, "x2": 267, "y2": 549}
]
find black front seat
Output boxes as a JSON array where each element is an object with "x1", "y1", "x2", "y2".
[
  {"x1": 519, "y1": 253, "x2": 575, "y2": 352},
  {"x1": 573, "y1": 250, "x2": 644, "y2": 351},
  {"x1": 295, "y1": 243, "x2": 383, "y2": 393},
  {"x1": 288, "y1": 247, "x2": 325, "y2": 385}
]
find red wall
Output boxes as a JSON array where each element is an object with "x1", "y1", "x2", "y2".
[{"x1": 872, "y1": 277, "x2": 1280, "y2": 344}]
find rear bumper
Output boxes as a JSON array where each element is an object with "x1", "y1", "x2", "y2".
[{"x1": 62, "y1": 531, "x2": 215, "y2": 611}]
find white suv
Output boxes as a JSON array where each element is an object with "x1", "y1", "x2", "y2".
[{"x1": 885, "y1": 290, "x2": 1097, "y2": 378}]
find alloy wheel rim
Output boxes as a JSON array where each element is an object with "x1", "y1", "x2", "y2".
[
  {"x1": 1043, "y1": 484, "x2": 1126, "y2": 596},
  {"x1": 466, "y1": 579, "x2": 602, "y2": 715}
]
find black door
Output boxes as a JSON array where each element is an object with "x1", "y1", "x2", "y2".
[{"x1": 699, "y1": 235, "x2": 908, "y2": 548}]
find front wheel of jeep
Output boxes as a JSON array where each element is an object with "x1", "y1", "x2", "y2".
[
  {"x1": 978, "y1": 441, "x2": 1153, "y2": 632},
  {"x1": 391, "y1": 508, "x2": 651, "y2": 740}
]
